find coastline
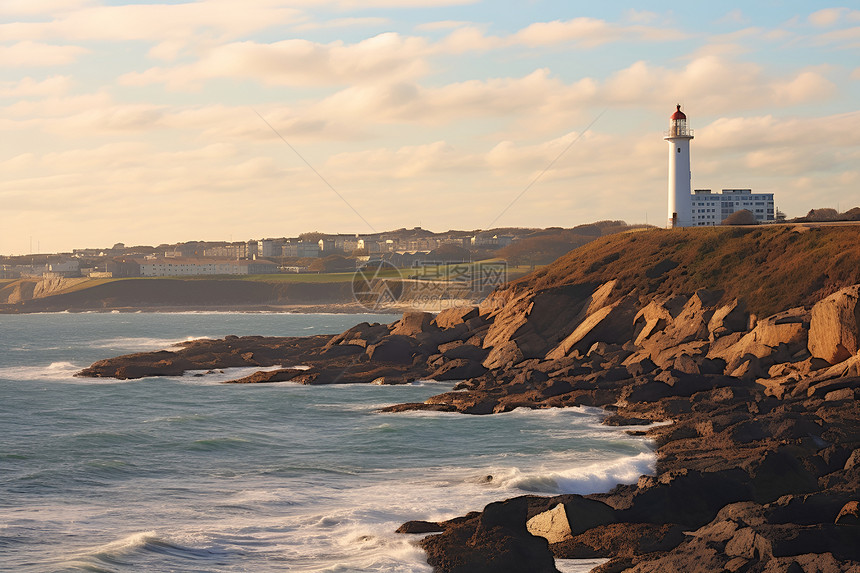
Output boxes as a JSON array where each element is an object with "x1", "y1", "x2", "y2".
[
  {"x1": 0, "y1": 303, "x2": 392, "y2": 315},
  {"x1": 66, "y1": 226, "x2": 860, "y2": 572},
  {"x1": 72, "y1": 286, "x2": 860, "y2": 572}
]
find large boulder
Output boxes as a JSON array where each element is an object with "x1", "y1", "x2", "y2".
[
  {"x1": 527, "y1": 503, "x2": 573, "y2": 543},
  {"x1": 433, "y1": 306, "x2": 480, "y2": 330},
  {"x1": 632, "y1": 295, "x2": 688, "y2": 346},
  {"x1": 367, "y1": 335, "x2": 416, "y2": 364},
  {"x1": 708, "y1": 298, "x2": 750, "y2": 340},
  {"x1": 420, "y1": 498, "x2": 561, "y2": 573},
  {"x1": 646, "y1": 289, "x2": 723, "y2": 350},
  {"x1": 808, "y1": 285, "x2": 860, "y2": 364},
  {"x1": 481, "y1": 285, "x2": 601, "y2": 370},
  {"x1": 390, "y1": 311, "x2": 437, "y2": 337},
  {"x1": 708, "y1": 308, "x2": 808, "y2": 376},
  {"x1": 546, "y1": 295, "x2": 638, "y2": 360},
  {"x1": 430, "y1": 359, "x2": 488, "y2": 381}
]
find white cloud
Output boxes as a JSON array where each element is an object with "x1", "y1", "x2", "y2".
[
  {"x1": 0, "y1": 41, "x2": 89, "y2": 67},
  {"x1": 0, "y1": 0, "x2": 94, "y2": 16},
  {"x1": 601, "y1": 57, "x2": 835, "y2": 112},
  {"x1": 0, "y1": 75, "x2": 72, "y2": 98},
  {"x1": 0, "y1": 1, "x2": 301, "y2": 43},
  {"x1": 415, "y1": 20, "x2": 472, "y2": 31},
  {"x1": 808, "y1": 7, "x2": 860, "y2": 27},
  {"x1": 624, "y1": 9, "x2": 661, "y2": 24},
  {"x1": 293, "y1": 17, "x2": 391, "y2": 31},
  {"x1": 718, "y1": 9, "x2": 748, "y2": 25},
  {"x1": 120, "y1": 33, "x2": 429, "y2": 89},
  {"x1": 512, "y1": 18, "x2": 688, "y2": 47}
]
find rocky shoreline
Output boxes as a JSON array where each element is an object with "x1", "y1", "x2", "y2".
[{"x1": 77, "y1": 278, "x2": 860, "y2": 572}]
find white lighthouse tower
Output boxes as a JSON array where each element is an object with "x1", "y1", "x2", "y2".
[{"x1": 665, "y1": 104, "x2": 694, "y2": 228}]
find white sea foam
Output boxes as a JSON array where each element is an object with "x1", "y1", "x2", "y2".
[
  {"x1": 498, "y1": 452, "x2": 655, "y2": 495},
  {"x1": 0, "y1": 361, "x2": 82, "y2": 381},
  {"x1": 91, "y1": 335, "x2": 211, "y2": 352},
  {"x1": 85, "y1": 530, "x2": 160, "y2": 558}
]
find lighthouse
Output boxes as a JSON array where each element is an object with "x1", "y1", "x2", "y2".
[{"x1": 665, "y1": 104, "x2": 694, "y2": 228}]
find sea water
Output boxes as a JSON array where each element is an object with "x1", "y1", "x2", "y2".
[{"x1": 0, "y1": 312, "x2": 655, "y2": 573}]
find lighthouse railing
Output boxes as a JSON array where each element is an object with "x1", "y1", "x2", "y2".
[{"x1": 664, "y1": 127, "x2": 694, "y2": 137}]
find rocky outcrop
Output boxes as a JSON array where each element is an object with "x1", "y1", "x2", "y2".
[
  {"x1": 77, "y1": 272, "x2": 860, "y2": 573},
  {"x1": 808, "y1": 285, "x2": 860, "y2": 364},
  {"x1": 419, "y1": 498, "x2": 561, "y2": 573}
]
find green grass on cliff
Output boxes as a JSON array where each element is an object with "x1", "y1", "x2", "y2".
[{"x1": 515, "y1": 225, "x2": 860, "y2": 316}]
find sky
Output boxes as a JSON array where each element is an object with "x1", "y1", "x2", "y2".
[{"x1": 1, "y1": 1, "x2": 859, "y2": 255}]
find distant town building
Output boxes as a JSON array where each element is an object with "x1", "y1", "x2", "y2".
[
  {"x1": 47, "y1": 259, "x2": 81, "y2": 277},
  {"x1": 316, "y1": 238, "x2": 336, "y2": 253},
  {"x1": 0, "y1": 265, "x2": 21, "y2": 279},
  {"x1": 204, "y1": 242, "x2": 254, "y2": 259},
  {"x1": 692, "y1": 189, "x2": 775, "y2": 225},
  {"x1": 282, "y1": 241, "x2": 320, "y2": 258},
  {"x1": 137, "y1": 258, "x2": 277, "y2": 277},
  {"x1": 258, "y1": 239, "x2": 286, "y2": 258}
]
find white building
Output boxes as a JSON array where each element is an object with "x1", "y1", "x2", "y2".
[
  {"x1": 138, "y1": 258, "x2": 277, "y2": 276},
  {"x1": 665, "y1": 104, "x2": 694, "y2": 228},
  {"x1": 692, "y1": 189, "x2": 775, "y2": 226}
]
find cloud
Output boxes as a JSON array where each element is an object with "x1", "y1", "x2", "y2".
[
  {"x1": 414, "y1": 20, "x2": 472, "y2": 31},
  {"x1": 0, "y1": 41, "x2": 89, "y2": 67},
  {"x1": 0, "y1": 1, "x2": 301, "y2": 43},
  {"x1": 698, "y1": 111, "x2": 860, "y2": 151},
  {"x1": 512, "y1": 18, "x2": 688, "y2": 47},
  {"x1": 0, "y1": 75, "x2": 72, "y2": 98},
  {"x1": 120, "y1": 33, "x2": 429, "y2": 89},
  {"x1": 624, "y1": 9, "x2": 661, "y2": 24},
  {"x1": 811, "y1": 26, "x2": 860, "y2": 49},
  {"x1": 808, "y1": 7, "x2": 860, "y2": 27},
  {"x1": 718, "y1": 9, "x2": 748, "y2": 25},
  {"x1": 0, "y1": 0, "x2": 94, "y2": 16},
  {"x1": 293, "y1": 17, "x2": 391, "y2": 31},
  {"x1": 601, "y1": 57, "x2": 835, "y2": 112}
]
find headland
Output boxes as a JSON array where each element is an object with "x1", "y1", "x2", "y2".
[{"x1": 76, "y1": 225, "x2": 860, "y2": 572}]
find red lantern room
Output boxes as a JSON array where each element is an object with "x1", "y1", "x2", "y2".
[{"x1": 669, "y1": 104, "x2": 691, "y2": 137}]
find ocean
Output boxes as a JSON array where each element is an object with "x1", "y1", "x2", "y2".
[{"x1": 0, "y1": 312, "x2": 655, "y2": 573}]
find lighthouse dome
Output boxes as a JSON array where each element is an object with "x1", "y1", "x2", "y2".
[{"x1": 671, "y1": 104, "x2": 686, "y2": 120}]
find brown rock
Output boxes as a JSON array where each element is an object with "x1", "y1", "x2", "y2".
[
  {"x1": 835, "y1": 501, "x2": 860, "y2": 526},
  {"x1": 546, "y1": 295, "x2": 638, "y2": 359},
  {"x1": 632, "y1": 295, "x2": 688, "y2": 346},
  {"x1": 526, "y1": 503, "x2": 573, "y2": 543},
  {"x1": 440, "y1": 343, "x2": 488, "y2": 362},
  {"x1": 809, "y1": 285, "x2": 860, "y2": 364},
  {"x1": 708, "y1": 298, "x2": 749, "y2": 340},
  {"x1": 225, "y1": 368, "x2": 305, "y2": 384},
  {"x1": 367, "y1": 335, "x2": 416, "y2": 364},
  {"x1": 397, "y1": 520, "x2": 446, "y2": 534},
  {"x1": 433, "y1": 306, "x2": 479, "y2": 330},
  {"x1": 430, "y1": 359, "x2": 488, "y2": 381},
  {"x1": 390, "y1": 311, "x2": 436, "y2": 336},
  {"x1": 825, "y1": 388, "x2": 855, "y2": 401},
  {"x1": 646, "y1": 289, "x2": 722, "y2": 349},
  {"x1": 806, "y1": 377, "x2": 860, "y2": 399},
  {"x1": 419, "y1": 497, "x2": 561, "y2": 573}
]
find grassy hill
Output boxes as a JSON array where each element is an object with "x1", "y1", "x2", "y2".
[{"x1": 514, "y1": 225, "x2": 860, "y2": 317}]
